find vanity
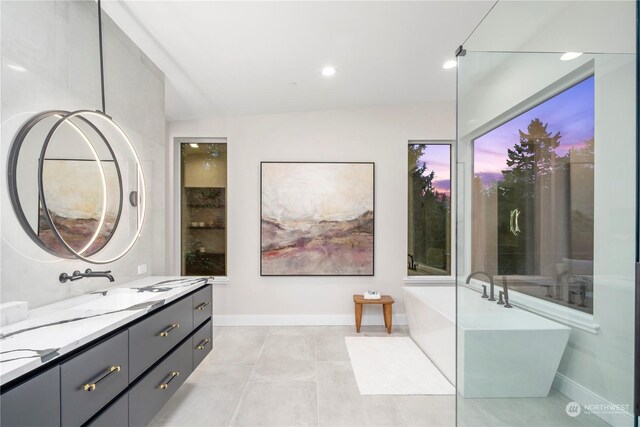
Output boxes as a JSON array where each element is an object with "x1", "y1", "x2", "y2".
[
  {"x1": 1, "y1": 22, "x2": 216, "y2": 425},
  {"x1": 0, "y1": 276, "x2": 213, "y2": 427}
]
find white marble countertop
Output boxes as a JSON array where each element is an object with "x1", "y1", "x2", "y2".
[{"x1": 0, "y1": 276, "x2": 212, "y2": 386}]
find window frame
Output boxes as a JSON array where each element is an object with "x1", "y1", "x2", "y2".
[
  {"x1": 405, "y1": 140, "x2": 456, "y2": 284},
  {"x1": 173, "y1": 137, "x2": 229, "y2": 279},
  {"x1": 460, "y1": 61, "x2": 599, "y2": 333}
]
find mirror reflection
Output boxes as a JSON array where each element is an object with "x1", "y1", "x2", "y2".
[{"x1": 39, "y1": 114, "x2": 122, "y2": 256}]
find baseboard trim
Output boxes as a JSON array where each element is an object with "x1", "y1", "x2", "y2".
[
  {"x1": 213, "y1": 313, "x2": 408, "y2": 327},
  {"x1": 553, "y1": 372, "x2": 633, "y2": 426}
]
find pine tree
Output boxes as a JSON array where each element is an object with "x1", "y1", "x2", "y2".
[{"x1": 502, "y1": 118, "x2": 561, "y2": 188}]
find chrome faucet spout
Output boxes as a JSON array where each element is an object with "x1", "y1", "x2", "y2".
[{"x1": 466, "y1": 271, "x2": 496, "y2": 301}]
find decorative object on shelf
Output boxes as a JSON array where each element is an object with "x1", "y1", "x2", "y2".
[
  {"x1": 363, "y1": 291, "x2": 381, "y2": 300},
  {"x1": 6, "y1": 0, "x2": 145, "y2": 264},
  {"x1": 261, "y1": 162, "x2": 375, "y2": 276}
]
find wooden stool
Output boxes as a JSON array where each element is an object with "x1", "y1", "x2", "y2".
[{"x1": 353, "y1": 294, "x2": 394, "y2": 334}]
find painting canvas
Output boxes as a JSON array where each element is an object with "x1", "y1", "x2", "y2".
[
  {"x1": 38, "y1": 159, "x2": 120, "y2": 255},
  {"x1": 261, "y1": 162, "x2": 374, "y2": 276}
]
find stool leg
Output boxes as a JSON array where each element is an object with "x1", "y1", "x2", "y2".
[
  {"x1": 383, "y1": 304, "x2": 392, "y2": 334},
  {"x1": 355, "y1": 302, "x2": 363, "y2": 333}
]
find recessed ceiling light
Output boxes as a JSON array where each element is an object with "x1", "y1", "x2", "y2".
[
  {"x1": 7, "y1": 63, "x2": 26, "y2": 72},
  {"x1": 560, "y1": 52, "x2": 583, "y2": 61},
  {"x1": 189, "y1": 143, "x2": 199, "y2": 148},
  {"x1": 322, "y1": 66, "x2": 336, "y2": 77},
  {"x1": 442, "y1": 60, "x2": 457, "y2": 69}
]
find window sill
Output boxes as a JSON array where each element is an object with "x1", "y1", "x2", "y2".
[
  {"x1": 465, "y1": 279, "x2": 600, "y2": 334},
  {"x1": 403, "y1": 276, "x2": 455, "y2": 285},
  {"x1": 208, "y1": 276, "x2": 229, "y2": 285}
]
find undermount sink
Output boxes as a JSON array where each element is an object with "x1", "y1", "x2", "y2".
[{"x1": 70, "y1": 292, "x2": 154, "y2": 312}]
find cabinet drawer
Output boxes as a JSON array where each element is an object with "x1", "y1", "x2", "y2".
[
  {"x1": 129, "y1": 297, "x2": 193, "y2": 380},
  {"x1": 87, "y1": 393, "x2": 128, "y2": 427},
  {"x1": 129, "y1": 339, "x2": 193, "y2": 427},
  {"x1": 61, "y1": 330, "x2": 129, "y2": 427},
  {"x1": 0, "y1": 366, "x2": 61, "y2": 427},
  {"x1": 192, "y1": 319, "x2": 213, "y2": 368},
  {"x1": 192, "y1": 284, "x2": 212, "y2": 327}
]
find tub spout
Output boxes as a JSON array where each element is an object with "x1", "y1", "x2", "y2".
[{"x1": 466, "y1": 271, "x2": 496, "y2": 301}]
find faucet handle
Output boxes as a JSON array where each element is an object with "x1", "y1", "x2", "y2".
[
  {"x1": 497, "y1": 291, "x2": 505, "y2": 305},
  {"x1": 60, "y1": 272, "x2": 82, "y2": 283},
  {"x1": 481, "y1": 285, "x2": 488, "y2": 298}
]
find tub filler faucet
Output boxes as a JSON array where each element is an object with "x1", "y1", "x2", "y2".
[
  {"x1": 499, "y1": 276, "x2": 513, "y2": 308},
  {"x1": 465, "y1": 271, "x2": 496, "y2": 301}
]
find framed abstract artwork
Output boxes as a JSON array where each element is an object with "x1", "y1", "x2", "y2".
[{"x1": 260, "y1": 162, "x2": 375, "y2": 276}]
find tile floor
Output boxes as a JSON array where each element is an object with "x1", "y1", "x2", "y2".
[{"x1": 150, "y1": 325, "x2": 610, "y2": 427}]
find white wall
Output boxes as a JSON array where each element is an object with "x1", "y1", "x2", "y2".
[
  {"x1": 167, "y1": 103, "x2": 455, "y2": 324},
  {"x1": 0, "y1": 1, "x2": 166, "y2": 308}
]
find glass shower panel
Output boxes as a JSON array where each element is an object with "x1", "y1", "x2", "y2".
[{"x1": 457, "y1": 49, "x2": 636, "y2": 427}]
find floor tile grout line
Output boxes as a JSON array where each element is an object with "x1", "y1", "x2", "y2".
[{"x1": 227, "y1": 329, "x2": 269, "y2": 427}]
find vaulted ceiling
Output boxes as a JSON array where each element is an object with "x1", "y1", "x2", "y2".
[{"x1": 104, "y1": 1, "x2": 495, "y2": 121}]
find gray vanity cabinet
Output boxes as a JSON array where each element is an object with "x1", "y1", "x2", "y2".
[
  {"x1": 192, "y1": 285, "x2": 213, "y2": 326},
  {"x1": 88, "y1": 394, "x2": 129, "y2": 427},
  {"x1": 129, "y1": 296, "x2": 194, "y2": 380},
  {"x1": 60, "y1": 330, "x2": 129, "y2": 427},
  {"x1": 1, "y1": 283, "x2": 213, "y2": 427},
  {"x1": 193, "y1": 319, "x2": 213, "y2": 368},
  {"x1": 0, "y1": 366, "x2": 61, "y2": 427},
  {"x1": 129, "y1": 338, "x2": 193, "y2": 427}
]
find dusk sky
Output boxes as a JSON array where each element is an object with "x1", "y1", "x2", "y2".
[
  {"x1": 416, "y1": 144, "x2": 451, "y2": 196},
  {"x1": 474, "y1": 76, "x2": 594, "y2": 187}
]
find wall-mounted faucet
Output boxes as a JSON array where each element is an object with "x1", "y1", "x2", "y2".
[
  {"x1": 466, "y1": 271, "x2": 495, "y2": 301},
  {"x1": 60, "y1": 269, "x2": 114, "y2": 283}
]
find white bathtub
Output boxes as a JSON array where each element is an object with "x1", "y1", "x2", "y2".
[{"x1": 403, "y1": 285, "x2": 571, "y2": 398}]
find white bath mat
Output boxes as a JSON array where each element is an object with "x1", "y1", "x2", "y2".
[{"x1": 345, "y1": 336, "x2": 455, "y2": 395}]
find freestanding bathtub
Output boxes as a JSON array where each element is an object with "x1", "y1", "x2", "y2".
[{"x1": 403, "y1": 285, "x2": 571, "y2": 398}]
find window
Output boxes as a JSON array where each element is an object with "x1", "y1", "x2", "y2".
[
  {"x1": 180, "y1": 141, "x2": 227, "y2": 276},
  {"x1": 472, "y1": 76, "x2": 594, "y2": 313},
  {"x1": 408, "y1": 143, "x2": 452, "y2": 276}
]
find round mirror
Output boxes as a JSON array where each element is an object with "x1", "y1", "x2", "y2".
[{"x1": 8, "y1": 110, "x2": 146, "y2": 263}]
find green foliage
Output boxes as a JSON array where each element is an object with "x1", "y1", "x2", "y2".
[{"x1": 409, "y1": 145, "x2": 450, "y2": 272}]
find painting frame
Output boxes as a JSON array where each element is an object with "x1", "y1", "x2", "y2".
[{"x1": 260, "y1": 161, "x2": 375, "y2": 277}]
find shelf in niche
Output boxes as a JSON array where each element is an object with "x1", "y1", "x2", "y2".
[
  {"x1": 187, "y1": 226, "x2": 225, "y2": 230},
  {"x1": 190, "y1": 252, "x2": 225, "y2": 256},
  {"x1": 185, "y1": 187, "x2": 226, "y2": 209}
]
